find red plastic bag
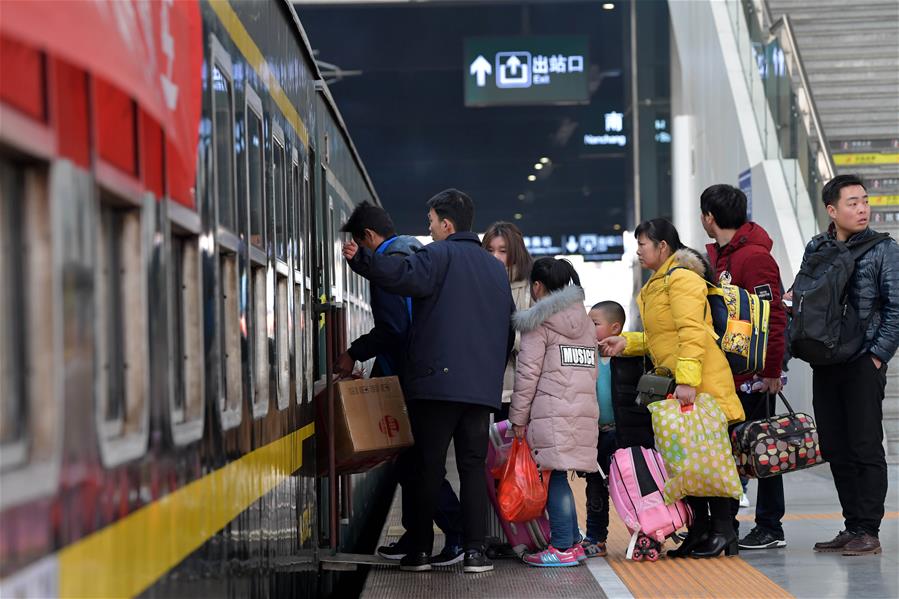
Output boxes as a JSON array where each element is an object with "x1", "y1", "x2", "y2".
[{"x1": 495, "y1": 438, "x2": 549, "y2": 522}]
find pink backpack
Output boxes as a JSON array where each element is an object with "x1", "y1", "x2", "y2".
[{"x1": 608, "y1": 446, "x2": 692, "y2": 559}]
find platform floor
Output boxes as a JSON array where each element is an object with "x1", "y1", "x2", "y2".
[{"x1": 362, "y1": 452, "x2": 899, "y2": 599}]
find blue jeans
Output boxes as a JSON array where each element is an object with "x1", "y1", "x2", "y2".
[{"x1": 547, "y1": 470, "x2": 578, "y2": 550}]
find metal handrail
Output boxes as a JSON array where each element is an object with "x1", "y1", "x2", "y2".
[{"x1": 770, "y1": 14, "x2": 837, "y2": 182}]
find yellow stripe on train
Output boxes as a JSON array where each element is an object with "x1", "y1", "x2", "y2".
[
  {"x1": 207, "y1": 0, "x2": 310, "y2": 148},
  {"x1": 58, "y1": 423, "x2": 314, "y2": 599}
]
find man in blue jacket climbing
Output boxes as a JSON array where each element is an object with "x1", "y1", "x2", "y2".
[
  {"x1": 343, "y1": 189, "x2": 515, "y2": 574},
  {"x1": 336, "y1": 202, "x2": 465, "y2": 568}
]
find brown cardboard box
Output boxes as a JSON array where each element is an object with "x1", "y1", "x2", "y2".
[{"x1": 317, "y1": 376, "x2": 414, "y2": 474}]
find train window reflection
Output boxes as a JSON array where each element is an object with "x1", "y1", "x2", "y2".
[
  {"x1": 170, "y1": 233, "x2": 204, "y2": 429},
  {"x1": 247, "y1": 108, "x2": 264, "y2": 251},
  {"x1": 0, "y1": 163, "x2": 27, "y2": 466},
  {"x1": 212, "y1": 63, "x2": 236, "y2": 232},
  {"x1": 95, "y1": 193, "x2": 148, "y2": 448},
  {"x1": 273, "y1": 138, "x2": 286, "y2": 262}
]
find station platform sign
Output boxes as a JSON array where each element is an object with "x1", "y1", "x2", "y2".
[{"x1": 464, "y1": 35, "x2": 589, "y2": 107}]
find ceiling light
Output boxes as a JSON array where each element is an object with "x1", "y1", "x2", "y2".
[
  {"x1": 517, "y1": 194, "x2": 526, "y2": 201},
  {"x1": 613, "y1": 223, "x2": 622, "y2": 231},
  {"x1": 514, "y1": 213, "x2": 523, "y2": 220},
  {"x1": 602, "y1": 3, "x2": 615, "y2": 10},
  {"x1": 539, "y1": 157, "x2": 550, "y2": 164},
  {"x1": 527, "y1": 174, "x2": 537, "y2": 182},
  {"x1": 534, "y1": 163, "x2": 543, "y2": 170}
]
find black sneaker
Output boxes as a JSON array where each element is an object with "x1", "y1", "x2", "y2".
[
  {"x1": 377, "y1": 541, "x2": 409, "y2": 560},
  {"x1": 739, "y1": 527, "x2": 786, "y2": 550},
  {"x1": 399, "y1": 552, "x2": 432, "y2": 572},
  {"x1": 462, "y1": 549, "x2": 494, "y2": 573},
  {"x1": 431, "y1": 544, "x2": 465, "y2": 567}
]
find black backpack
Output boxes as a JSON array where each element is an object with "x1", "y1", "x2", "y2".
[{"x1": 788, "y1": 232, "x2": 889, "y2": 365}]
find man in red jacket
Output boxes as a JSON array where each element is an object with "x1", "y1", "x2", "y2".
[{"x1": 701, "y1": 184, "x2": 788, "y2": 551}]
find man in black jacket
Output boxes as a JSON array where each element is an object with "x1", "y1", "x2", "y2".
[
  {"x1": 336, "y1": 203, "x2": 465, "y2": 567},
  {"x1": 343, "y1": 189, "x2": 515, "y2": 573},
  {"x1": 787, "y1": 175, "x2": 899, "y2": 556}
]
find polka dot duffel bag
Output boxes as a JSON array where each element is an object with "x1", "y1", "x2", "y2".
[{"x1": 730, "y1": 392, "x2": 825, "y2": 479}]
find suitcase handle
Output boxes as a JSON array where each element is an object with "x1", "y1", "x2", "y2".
[{"x1": 776, "y1": 392, "x2": 796, "y2": 415}]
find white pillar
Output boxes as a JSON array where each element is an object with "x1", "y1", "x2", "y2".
[{"x1": 671, "y1": 115, "x2": 702, "y2": 250}]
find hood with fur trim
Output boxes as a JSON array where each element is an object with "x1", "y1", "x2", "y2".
[
  {"x1": 513, "y1": 284, "x2": 586, "y2": 335},
  {"x1": 672, "y1": 248, "x2": 713, "y2": 282}
]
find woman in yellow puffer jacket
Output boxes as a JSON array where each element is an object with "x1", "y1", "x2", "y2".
[{"x1": 600, "y1": 218, "x2": 745, "y2": 559}]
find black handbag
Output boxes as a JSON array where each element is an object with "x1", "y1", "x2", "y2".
[{"x1": 635, "y1": 367, "x2": 676, "y2": 407}]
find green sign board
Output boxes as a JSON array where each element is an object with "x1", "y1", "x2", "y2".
[{"x1": 464, "y1": 35, "x2": 590, "y2": 107}]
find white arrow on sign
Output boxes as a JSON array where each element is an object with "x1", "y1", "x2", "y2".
[
  {"x1": 506, "y1": 54, "x2": 521, "y2": 75},
  {"x1": 470, "y1": 55, "x2": 492, "y2": 87}
]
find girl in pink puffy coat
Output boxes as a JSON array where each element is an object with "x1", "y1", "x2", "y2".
[{"x1": 510, "y1": 258, "x2": 599, "y2": 567}]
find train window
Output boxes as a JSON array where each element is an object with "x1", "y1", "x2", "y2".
[
  {"x1": 302, "y1": 157, "x2": 313, "y2": 402},
  {"x1": 272, "y1": 126, "x2": 289, "y2": 410},
  {"x1": 0, "y1": 164, "x2": 27, "y2": 468},
  {"x1": 0, "y1": 160, "x2": 67, "y2": 509},
  {"x1": 212, "y1": 63, "x2": 236, "y2": 232},
  {"x1": 95, "y1": 190, "x2": 150, "y2": 462},
  {"x1": 273, "y1": 136, "x2": 287, "y2": 262},
  {"x1": 210, "y1": 37, "x2": 242, "y2": 429},
  {"x1": 167, "y1": 199, "x2": 205, "y2": 444},
  {"x1": 247, "y1": 103, "x2": 265, "y2": 252},
  {"x1": 291, "y1": 156, "x2": 300, "y2": 268}
]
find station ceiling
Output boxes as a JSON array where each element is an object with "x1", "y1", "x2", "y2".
[{"x1": 296, "y1": 1, "x2": 631, "y2": 239}]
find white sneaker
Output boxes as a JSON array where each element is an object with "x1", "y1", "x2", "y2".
[{"x1": 739, "y1": 493, "x2": 750, "y2": 508}]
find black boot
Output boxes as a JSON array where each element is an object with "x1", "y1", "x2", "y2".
[
  {"x1": 668, "y1": 522, "x2": 709, "y2": 558},
  {"x1": 691, "y1": 519, "x2": 739, "y2": 558},
  {"x1": 668, "y1": 498, "x2": 709, "y2": 558}
]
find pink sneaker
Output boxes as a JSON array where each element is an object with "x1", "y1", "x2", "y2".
[
  {"x1": 522, "y1": 545, "x2": 581, "y2": 567},
  {"x1": 571, "y1": 544, "x2": 587, "y2": 562}
]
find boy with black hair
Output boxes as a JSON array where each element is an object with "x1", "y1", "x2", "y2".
[
  {"x1": 581, "y1": 301, "x2": 626, "y2": 558},
  {"x1": 786, "y1": 174, "x2": 899, "y2": 556},
  {"x1": 336, "y1": 202, "x2": 422, "y2": 379},
  {"x1": 338, "y1": 203, "x2": 467, "y2": 568},
  {"x1": 343, "y1": 188, "x2": 515, "y2": 573},
  {"x1": 700, "y1": 183, "x2": 789, "y2": 551}
]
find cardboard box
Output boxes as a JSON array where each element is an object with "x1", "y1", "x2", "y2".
[{"x1": 317, "y1": 376, "x2": 414, "y2": 474}]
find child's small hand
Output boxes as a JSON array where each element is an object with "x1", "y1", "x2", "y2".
[
  {"x1": 512, "y1": 424, "x2": 526, "y2": 440},
  {"x1": 599, "y1": 335, "x2": 626, "y2": 357}
]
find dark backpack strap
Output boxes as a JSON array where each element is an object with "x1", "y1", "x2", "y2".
[{"x1": 848, "y1": 233, "x2": 890, "y2": 261}]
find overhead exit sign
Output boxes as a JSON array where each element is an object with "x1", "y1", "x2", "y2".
[{"x1": 464, "y1": 36, "x2": 590, "y2": 107}]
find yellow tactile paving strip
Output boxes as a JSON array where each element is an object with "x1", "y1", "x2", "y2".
[{"x1": 570, "y1": 477, "x2": 795, "y2": 599}]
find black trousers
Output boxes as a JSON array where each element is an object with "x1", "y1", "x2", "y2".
[
  {"x1": 812, "y1": 355, "x2": 889, "y2": 536},
  {"x1": 585, "y1": 429, "x2": 618, "y2": 542},
  {"x1": 396, "y1": 448, "x2": 463, "y2": 548},
  {"x1": 730, "y1": 392, "x2": 786, "y2": 537},
  {"x1": 405, "y1": 399, "x2": 492, "y2": 552}
]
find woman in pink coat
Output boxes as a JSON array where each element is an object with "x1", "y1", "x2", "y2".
[{"x1": 510, "y1": 258, "x2": 599, "y2": 567}]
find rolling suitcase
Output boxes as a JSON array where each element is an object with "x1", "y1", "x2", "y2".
[{"x1": 484, "y1": 419, "x2": 551, "y2": 555}]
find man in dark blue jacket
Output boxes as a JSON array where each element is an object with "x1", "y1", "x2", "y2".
[
  {"x1": 336, "y1": 202, "x2": 465, "y2": 567},
  {"x1": 343, "y1": 189, "x2": 515, "y2": 573},
  {"x1": 786, "y1": 175, "x2": 899, "y2": 557}
]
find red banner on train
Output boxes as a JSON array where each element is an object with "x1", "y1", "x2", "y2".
[{"x1": 1, "y1": 0, "x2": 202, "y2": 206}]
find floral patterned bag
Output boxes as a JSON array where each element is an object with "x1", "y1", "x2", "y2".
[
  {"x1": 648, "y1": 394, "x2": 743, "y2": 504},
  {"x1": 730, "y1": 392, "x2": 825, "y2": 478}
]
